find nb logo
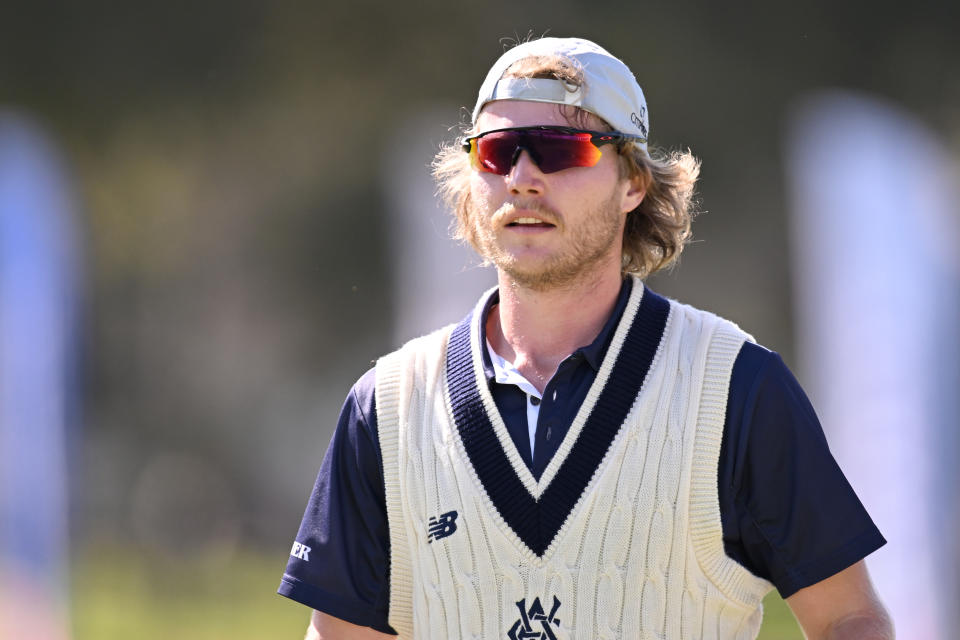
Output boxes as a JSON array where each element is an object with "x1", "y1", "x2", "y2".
[
  {"x1": 508, "y1": 596, "x2": 562, "y2": 640},
  {"x1": 290, "y1": 541, "x2": 311, "y2": 561},
  {"x1": 426, "y1": 510, "x2": 458, "y2": 543}
]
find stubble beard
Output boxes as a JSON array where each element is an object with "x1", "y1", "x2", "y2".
[{"x1": 471, "y1": 192, "x2": 625, "y2": 293}]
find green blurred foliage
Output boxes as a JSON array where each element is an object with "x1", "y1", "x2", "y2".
[
  {"x1": 73, "y1": 547, "x2": 307, "y2": 639},
  {"x1": 71, "y1": 548, "x2": 802, "y2": 639}
]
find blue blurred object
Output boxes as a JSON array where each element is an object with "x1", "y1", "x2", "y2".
[{"x1": 0, "y1": 110, "x2": 82, "y2": 639}]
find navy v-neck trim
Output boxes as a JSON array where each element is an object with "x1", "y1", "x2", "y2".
[{"x1": 445, "y1": 286, "x2": 671, "y2": 557}]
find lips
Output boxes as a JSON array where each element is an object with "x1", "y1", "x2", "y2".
[
  {"x1": 507, "y1": 216, "x2": 555, "y2": 228},
  {"x1": 500, "y1": 205, "x2": 558, "y2": 229}
]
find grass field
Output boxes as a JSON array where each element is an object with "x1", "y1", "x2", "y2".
[{"x1": 71, "y1": 546, "x2": 803, "y2": 639}]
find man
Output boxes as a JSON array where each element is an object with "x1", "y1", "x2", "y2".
[{"x1": 279, "y1": 37, "x2": 892, "y2": 639}]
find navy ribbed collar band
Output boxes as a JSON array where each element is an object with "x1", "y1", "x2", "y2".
[{"x1": 446, "y1": 278, "x2": 670, "y2": 557}]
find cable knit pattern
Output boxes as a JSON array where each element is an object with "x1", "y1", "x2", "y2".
[
  {"x1": 376, "y1": 278, "x2": 774, "y2": 639},
  {"x1": 377, "y1": 324, "x2": 455, "y2": 640}
]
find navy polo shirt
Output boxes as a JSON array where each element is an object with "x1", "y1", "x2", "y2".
[{"x1": 278, "y1": 280, "x2": 885, "y2": 633}]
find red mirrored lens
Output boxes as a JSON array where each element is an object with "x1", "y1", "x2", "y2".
[
  {"x1": 529, "y1": 131, "x2": 601, "y2": 173},
  {"x1": 471, "y1": 130, "x2": 603, "y2": 175}
]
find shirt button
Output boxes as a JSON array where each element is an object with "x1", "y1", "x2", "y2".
[{"x1": 530, "y1": 395, "x2": 541, "y2": 406}]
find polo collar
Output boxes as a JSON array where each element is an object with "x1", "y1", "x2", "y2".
[{"x1": 477, "y1": 277, "x2": 634, "y2": 383}]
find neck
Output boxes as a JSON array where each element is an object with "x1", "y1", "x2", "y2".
[{"x1": 486, "y1": 262, "x2": 625, "y2": 393}]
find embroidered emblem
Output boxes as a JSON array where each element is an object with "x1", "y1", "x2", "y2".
[
  {"x1": 426, "y1": 510, "x2": 458, "y2": 543},
  {"x1": 508, "y1": 596, "x2": 562, "y2": 640}
]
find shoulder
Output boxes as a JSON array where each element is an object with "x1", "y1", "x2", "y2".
[
  {"x1": 723, "y1": 342, "x2": 802, "y2": 489},
  {"x1": 728, "y1": 343, "x2": 824, "y2": 448},
  {"x1": 729, "y1": 342, "x2": 784, "y2": 405},
  {"x1": 655, "y1": 294, "x2": 755, "y2": 378},
  {"x1": 349, "y1": 366, "x2": 378, "y2": 428},
  {"x1": 374, "y1": 323, "x2": 463, "y2": 401},
  {"x1": 651, "y1": 290, "x2": 782, "y2": 395},
  {"x1": 377, "y1": 323, "x2": 460, "y2": 367},
  {"x1": 725, "y1": 341, "x2": 827, "y2": 487},
  {"x1": 324, "y1": 366, "x2": 382, "y2": 472},
  {"x1": 659, "y1": 292, "x2": 754, "y2": 346}
]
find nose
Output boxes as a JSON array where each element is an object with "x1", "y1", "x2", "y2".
[{"x1": 507, "y1": 149, "x2": 544, "y2": 196}]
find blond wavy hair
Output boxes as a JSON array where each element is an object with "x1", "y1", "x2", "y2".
[{"x1": 433, "y1": 54, "x2": 701, "y2": 277}]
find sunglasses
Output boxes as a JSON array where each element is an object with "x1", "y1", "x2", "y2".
[{"x1": 462, "y1": 126, "x2": 646, "y2": 175}]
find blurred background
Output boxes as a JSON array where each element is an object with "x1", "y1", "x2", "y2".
[{"x1": 1, "y1": 1, "x2": 958, "y2": 638}]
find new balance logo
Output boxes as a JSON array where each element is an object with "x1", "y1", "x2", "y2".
[
  {"x1": 426, "y1": 510, "x2": 458, "y2": 543},
  {"x1": 508, "y1": 596, "x2": 562, "y2": 640},
  {"x1": 290, "y1": 541, "x2": 311, "y2": 561}
]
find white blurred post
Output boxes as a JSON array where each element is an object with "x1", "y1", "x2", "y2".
[
  {"x1": 381, "y1": 109, "x2": 495, "y2": 343},
  {"x1": 786, "y1": 92, "x2": 960, "y2": 639}
]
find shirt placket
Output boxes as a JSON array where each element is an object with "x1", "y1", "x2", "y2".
[{"x1": 531, "y1": 354, "x2": 580, "y2": 477}]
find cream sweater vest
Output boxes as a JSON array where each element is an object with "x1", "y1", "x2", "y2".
[{"x1": 376, "y1": 280, "x2": 773, "y2": 639}]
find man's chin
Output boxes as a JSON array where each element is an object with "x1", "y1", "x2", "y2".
[{"x1": 496, "y1": 259, "x2": 590, "y2": 292}]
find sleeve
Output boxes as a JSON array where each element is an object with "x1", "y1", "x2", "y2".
[
  {"x1": 276, "y1": 367, "x2": 397, "y2": 634},
  {"x1": 721, "y1": 343, "x2": 886, "y2": 598}
]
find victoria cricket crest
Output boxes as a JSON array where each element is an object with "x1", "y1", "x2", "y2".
[{"x1": 508, "y1": 596, "x2": 562, "y2": 639}]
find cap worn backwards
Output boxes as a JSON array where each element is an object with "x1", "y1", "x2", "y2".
[{"x1": 472, "y1": 37, "x2": 649, "y2": 151}]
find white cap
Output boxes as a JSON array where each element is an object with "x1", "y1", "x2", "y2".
[{"x1": 472, "y1": 37, "x2": 649, "y2": 150}]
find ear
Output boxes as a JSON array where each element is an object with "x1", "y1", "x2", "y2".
[{"x1": 620, "y1": 173, "x2": 647, "y2": 214}]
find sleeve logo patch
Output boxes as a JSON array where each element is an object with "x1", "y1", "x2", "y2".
[
  {"x1": 426, "y1": 510, "x2": 458, "y2": 543},
  {"x1": 290, "y1": 540, "x2": 312, "y2": 561}
]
